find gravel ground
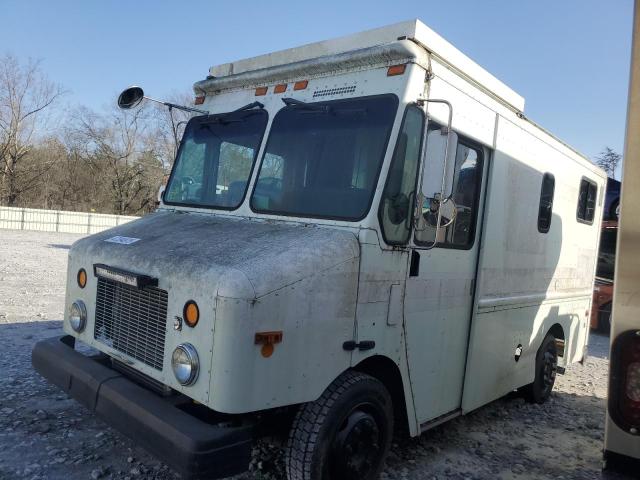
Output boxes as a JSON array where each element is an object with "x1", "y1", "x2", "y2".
[{"x1": 0, "y1": 229, "x2": 630, "y2": 480}]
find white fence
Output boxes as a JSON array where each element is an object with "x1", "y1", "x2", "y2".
[{"x1": 0, "y1": 206, "x2": 138, "y2": 234}]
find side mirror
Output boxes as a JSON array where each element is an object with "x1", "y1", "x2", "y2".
[
  {"x1": 117, "y1": 86, "x2": 145, "y2": 109},
  {"x1": 420, "y1": 128, "x2": 458, "y2": 200}
]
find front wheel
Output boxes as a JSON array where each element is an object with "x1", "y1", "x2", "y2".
[
  {"x1": 523, "y1": 333, "x2": 558, "y2": 403},
  {"x1": 285, "y1": 371, "x2": 393, "y2": 480}
]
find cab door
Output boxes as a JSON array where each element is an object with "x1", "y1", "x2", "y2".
[{"x1": 404, "y1": 135, "x2": 487, "y2": 425}]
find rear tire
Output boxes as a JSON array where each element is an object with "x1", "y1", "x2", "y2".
[
  {"x1": 285, "y1": 371, "x2": 393, "y2": 480},
  {"x1": 524, "y1": 333, "x2": 558, "y2": 404}
]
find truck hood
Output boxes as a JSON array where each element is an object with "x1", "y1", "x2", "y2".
[{"x1": 69, "y1": 210, "x2": 360, "y2": 299}]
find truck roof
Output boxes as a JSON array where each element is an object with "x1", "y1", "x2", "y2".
[{"x1": 209, "y1": 19, "x2": 526, "y2": 112}]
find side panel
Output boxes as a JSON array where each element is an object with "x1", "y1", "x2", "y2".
[
  {"x1": 462, "y1": 117, "x2": 605, "y2": 412},
  {"x1": 209, "y1": 257, "x2": 359, "y2": 414},
  {"x1": 351, "y1": 230, "x2": 419, "y2": 435}
]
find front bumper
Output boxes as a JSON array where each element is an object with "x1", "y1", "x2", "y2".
[{"x1": 32, "y1": 336, "x2": 252, "y2": 480}]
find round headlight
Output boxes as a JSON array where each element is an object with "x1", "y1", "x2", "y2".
[
  {"x1": 69, "y1": 300, "x2": 87, "y2": 332},
  {"x1": 171, "y1": 343, "x2": 199, "y2": 386}
]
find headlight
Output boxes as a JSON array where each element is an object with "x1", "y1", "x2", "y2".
[
  {"x1": 171, "y1": 343, "x2": 199, "y2": 386},
  {"x1": 69, "y1": 300, "x2": 87, "y2": 332}
]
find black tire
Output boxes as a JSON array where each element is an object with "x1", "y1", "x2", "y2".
[
  {"x1": 285, "y1": 371, "x2": 393, "y2": 480},
  {"x1": 524, "y1": 333, "x2": 558, "y2": 404},
  {"x1": 598, "y1": 302, "x2": 612, "y2": 334}
]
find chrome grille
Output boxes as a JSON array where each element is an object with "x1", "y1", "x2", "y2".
[{"x1": 94, "y1": 277, "x2": 168, "y2": 370}]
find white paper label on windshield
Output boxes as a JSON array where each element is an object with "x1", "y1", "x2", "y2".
[{"x1": 104, "y1": 236, "x2": 140, "y2": 245}]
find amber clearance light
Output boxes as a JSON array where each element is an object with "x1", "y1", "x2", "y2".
[
  {"x1": 183, "y1": 300, "x2": 199, "y2": 328},
  {"x1": 387, "y1": 64, "x2": 407, "y2": 76},
  {"x1": 77, "y1": 268, "x2": 87, "y2": 289}
]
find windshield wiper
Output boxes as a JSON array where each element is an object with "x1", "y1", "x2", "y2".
[
  {"x1": 282, "y1": 97, "x2": 330, "y2": 113},
  {"x1": 201, "y1": 102, "x2": 265, "y2": 125},
  {"x1": 233, "y1": 101, "x2": 264, "y2": 112}
]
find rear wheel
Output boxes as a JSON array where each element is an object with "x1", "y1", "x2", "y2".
[
  {"x1": 524, "y1": 333, "x2": 558, "y2": 404},
  {"x1": 285, "y1": 371, "x2": 393, "y2": 480}
]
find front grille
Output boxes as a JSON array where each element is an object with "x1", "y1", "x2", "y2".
[{"x1": 94, "y1": 277, "x2": 168, "y2": 370}]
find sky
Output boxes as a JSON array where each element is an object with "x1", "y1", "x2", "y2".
[{"x1": 1, "y1": 0, "x2": 634, "y2": 169}]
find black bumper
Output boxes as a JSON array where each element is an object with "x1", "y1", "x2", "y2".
[{"x1": 32, "y1": 336, "x2": 252, "y2": 480}]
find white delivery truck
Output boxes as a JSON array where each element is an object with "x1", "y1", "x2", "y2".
[{"x1": 33, "y1": 19, "x2": 606, "y2": 480}]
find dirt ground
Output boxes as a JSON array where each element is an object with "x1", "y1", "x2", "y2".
[{"x1": 0, "y1": 229, "x2": 629, "y2": 480}]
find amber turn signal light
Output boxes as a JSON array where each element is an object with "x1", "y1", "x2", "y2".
[
  {"x1": 183, "y1": 300, "x2": 199, "y2": 328},
  {"x1": 77, "y1": 268, "x2": 87, "y2": 289},
  {"x1": 255, "y1": 331, "x2": 283, "y2": 358},
  {"x1": 194, "y1": 95, "x2": 205, "y2": 105},
  {"x1": 387, "y1": 64, "x2": 406, "y2": 76}
]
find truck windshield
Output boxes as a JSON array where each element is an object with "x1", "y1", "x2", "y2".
[
  {"x1": 250, "y1": 95, "x2": 398, "y2": 220},
  {"x1": 164, "y1": 109, "x2": 268, "y2": 209}
]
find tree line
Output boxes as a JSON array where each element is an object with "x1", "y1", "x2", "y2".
[
  {"x1": 0, "y1": 53, "x2": 623, "y2": 216},
  {"x1": 0, "y1": 54, "x2": 189, "y2": 215}
]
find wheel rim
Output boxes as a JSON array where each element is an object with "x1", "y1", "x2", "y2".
[
  {"x1": 541, "y1": 346, "x2": 558, "y2": 395},
  {"x1": 329, "y1": 407, "x2": 382, "y2": 479}
]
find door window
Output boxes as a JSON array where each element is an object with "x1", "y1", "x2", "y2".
[
  {"x1": 415, "y1": 140, "x2": 483, "y2": 248},
  {"x1": 378, "y1": 105, "x2": 425, "y2": 244}
]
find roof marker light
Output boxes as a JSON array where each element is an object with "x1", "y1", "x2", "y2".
[
  {"x1": 255, "y1": 86, "x2": 268, "y2": 96},
  {"x1": 274, "y1": 84, "x2": 287, "y2": 94},
  {"x1": 387, "y1": 64, "x2": 407, "y2": 76},
  {"x1": 294, "y1": 80, "x2": 309, "y2": 91}
]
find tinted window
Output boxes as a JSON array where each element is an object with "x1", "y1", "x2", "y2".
[
  {"x1": 415, "y1": 141, "x2": 483, "y2": 248},
  {"x1": 379, "y1": 105, "x2": 424, "y2": 244},
  {"x1": 577, "y1": 178, "x2": 597, "y2": 224},
  {"x1": 164, "y1": 110, "x2": 268, "y2": 209},
  {"x1": 538, "y1": 173, "x2": 555, "y2": 233},
  {"x1": 250, "y1": 96, "x2": 398, "y2": 220}
]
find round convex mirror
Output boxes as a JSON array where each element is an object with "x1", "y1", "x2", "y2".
[{"x1": 117, "y1": 86, "x2": 144, "y2": 109}]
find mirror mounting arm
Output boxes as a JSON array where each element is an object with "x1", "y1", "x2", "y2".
[{"x1": 413, "y1": 98, "x2": 455, "y2": 250}]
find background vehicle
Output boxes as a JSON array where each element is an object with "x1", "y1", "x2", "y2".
[
  {"x1": 33, "y1": 19, "x2": 605, "y2": 480},
  {"x1": 604, "y1": 177, "x2": 621, "y2": 221},
  {"x1": 591, "y1": 219, "x2": 618, "y2": 333}
]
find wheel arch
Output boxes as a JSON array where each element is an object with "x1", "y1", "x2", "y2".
[
  {"x1": 353, "y1": 355, "x2": 410, "y2": 436},
  {"x1": 547, "y1": 322, "x2": 566, "y2": 358}
]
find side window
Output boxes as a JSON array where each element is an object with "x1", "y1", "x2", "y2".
[
  {"x1": 538, "y1": 173, "x2": 555, "y2": 233},
  {"x1": 577, "y1": 178, "x2": 597, "y2": 224},
  {"x1": 415, "y1": 140, "x2": 483, "y2": 248},
  {"x1": 378, "y1": 105, "x2": 425, "y2": 244}
]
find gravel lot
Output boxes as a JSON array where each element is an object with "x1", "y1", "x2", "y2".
[{"x1": 0, "y1": 229, "x2": 629, "y2": 480}]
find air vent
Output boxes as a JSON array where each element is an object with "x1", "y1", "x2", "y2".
[{"x1": 312, "y1": 85, "x2": 357, "y2": 98}]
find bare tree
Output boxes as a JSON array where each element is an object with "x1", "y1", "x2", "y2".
[
  {"x1": 595, "y1": 147, "x2": 621, "y2": 179},
  {"x1": 0, "y1": 54, "x2": 64, "y2": 205},
  {"x1": 148, "y1": 91, "x2": 194, "y2": 171},
  {"x1": 73, "y1": 105, "x2": 164, "y2": 215}
]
